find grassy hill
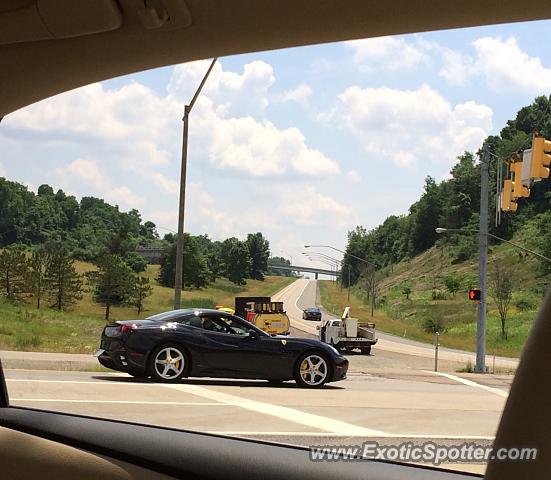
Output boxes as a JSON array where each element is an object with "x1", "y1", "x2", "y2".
[
  {"x1": 0, "y1": 265, "x2": 294, "y2": 354},
  {"x1": 320, "y1": 227, "x2": 547, "y2": 358}
]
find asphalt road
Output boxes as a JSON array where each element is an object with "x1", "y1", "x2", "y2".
[
  {"x1": 275, "y1": 278, "x2": 519, "y2": 372},
  {"x1": 2, "y1": 278, "x2": 517, "y2": 474}
]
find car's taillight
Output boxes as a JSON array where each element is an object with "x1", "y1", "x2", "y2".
[{"x1": 120, "y1": 323, "x2": 138, "y2": 334}]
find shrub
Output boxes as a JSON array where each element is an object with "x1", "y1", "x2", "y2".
[
  {"x1": 422, "y1": 316, "x2": 446, "y2": 333},
  {"x1": 515, "y1": 298, "x2": 535, "y2": 311}
]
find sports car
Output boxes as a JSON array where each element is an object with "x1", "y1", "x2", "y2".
[{"x1": 96, "y1": 308, "x2": 348, "y2": 388}]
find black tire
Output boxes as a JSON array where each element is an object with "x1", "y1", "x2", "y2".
[
  {"x1": 361, "y1": 346, "x2": 372, "y2": 355},
  {"x1": 294, "y1": 352, "x2": 330, "y2": 388},
  {"x1": 148, "y1": 344, "x2": 189, "y2": 383}
]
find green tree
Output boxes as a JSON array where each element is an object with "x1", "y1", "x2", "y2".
[
  {"x1": 86, "y1": 255, "x2": 134, "y2": 320},
  {"x1": 0, "y1": 248, "x2": 28, "y2": 301},
  {"x1": 129, "y1": 276, "x2": 153, "y2": 317},
  {"x1": 401, "y1": 281, "x2": 412, "y2": 300},
  {"x1": 268, "y1": 256, "x2": 293, "y2": 276},
  {"x1": 443, "y1": 274, "x2": 461, "y2": 297},
  {"x1": 221, "y1": 238, "x2": 250, "y2": 285},
  {"x1": 27, "y1": 248, "x2": 48, "y2": 308},
  {"x1": 246, "y1": 232, "x2": 270, "y2": 280},
  {"x1": 44, "y1": 248, "x2": 83, "y2": 310},
  {"x1": 488, "y1": 261, "x2": 514, "y2": 340},
  {"x1": 158, "y1": 235, "x2": 211, "y2": 289}
]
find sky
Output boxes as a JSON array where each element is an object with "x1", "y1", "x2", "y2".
[{"x1": 2, "y1": 19, "x2": 551, "y2": 270}]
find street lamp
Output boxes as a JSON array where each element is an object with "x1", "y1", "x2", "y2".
[
  {"x1": 303, "y1": 254, "x2": 340, "y2": 282},
  {"x1": 304, "y1": 244, "x2": 378, "y2": 268},
  {"x1": 173, "y1": 58, "x2": 218, "y2": 310},
  {"x1": 302, "y1": 251, "x2": 342, "y2": 265}
]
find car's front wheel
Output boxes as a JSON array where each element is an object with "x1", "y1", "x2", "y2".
[
  {"x1": 294, "y1": 352, "x2": 330, "y2": 388},
  {"x1": 148, "y1": 344, "x2": 189, "y2": 383}
]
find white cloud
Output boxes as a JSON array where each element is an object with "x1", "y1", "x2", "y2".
[
  {"x1": 6, "y1": 60, "x2": 337, "y2": 181},
  {"x1": 168, "y1": 60, "x2": 275, "y2": 119},
  {"x1": 55, "y1": 158, "x2": 143, "y2": 209},
  {"x1": 440, "y1": 36, "x2": 551, "y2": 93},
  {"x1": 323, "y1": 84, "x2": 492, "y2": 173},
  {"x1": 150, "y1": 172, "x2": 179, "y2": 195},
  {"x1": 67, "y1": 158, "x2": 106, "y2": 189},
  {"x1": 346, "y1": 170, "x2": 362, "y2": 183},
  {"x1": 192, "y1": 97, "x2": 339, "y2": 177},
  {"x1": 277, "y1": 185, "x2": 350, "y2": 226},
  {"x1": 346, "y1": 36, "x2": 426, "y2": 72},
  {"x1": 280, "y1": 83, "x2": 313, "y2": 105}
]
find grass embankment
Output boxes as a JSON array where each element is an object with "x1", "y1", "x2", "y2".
[
  {"x1": 319, "y1": 236, "x2": 547, "y2": 358},
  {"x1": 0, "y1": 266, "x2": 295, "y2": 354}
]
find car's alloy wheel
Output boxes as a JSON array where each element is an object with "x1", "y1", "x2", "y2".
[
  {"x1": 149, "y1": 345, "x2": 188, "y2": 382},
  {"x1": 295, "y1": 353, "x2": 329, "y2": 388}
]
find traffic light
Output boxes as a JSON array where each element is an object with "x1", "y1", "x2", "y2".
[
  {"x1": 468, "y1": 288, "x2": 481, "y2": 301},
  {"x1": 511, "y1": 161, "x2": 530, "y2": 199},
  {"x1": 529, "y1": 133, "x2": 551, "y2": 181},
  {"x1": 500, "y1": 179, "x2": 517, "y2": 212}
]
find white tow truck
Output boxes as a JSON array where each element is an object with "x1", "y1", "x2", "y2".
[{"x1": 317, "y1": 306, "x2": 377, "y2": 355}]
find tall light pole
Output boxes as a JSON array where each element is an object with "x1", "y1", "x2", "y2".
[
  {"x1": 303, "y1": 253, "x2": 341, "y2": 282},
  {"x1": 174, "y1": 58, "x2": 217, "y2": 310},
  {"x1": 304, "y1": 244, "x2": 378, "y2": 268}
]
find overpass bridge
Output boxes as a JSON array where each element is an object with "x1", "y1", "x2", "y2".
[{"x1": 268, "y1": 264, "x2": 340, "y2": 280}]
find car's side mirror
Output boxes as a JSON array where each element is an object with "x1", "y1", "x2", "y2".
[{"x1": 247, "y1": 331, "x2": 258, "y2": 339}]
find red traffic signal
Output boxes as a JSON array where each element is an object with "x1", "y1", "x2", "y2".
[{"x1": 468, "y1": 288, "x2": 481, "y2": 301}]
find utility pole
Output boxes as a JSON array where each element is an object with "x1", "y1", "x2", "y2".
[
  {"x1": 476, "y1": 143, "x2": 490, "y2": 373},
  {"x1": 347, "y1": 265, "x2": 351, "y2": 301},
  {"x1": 173, "y1": 58, "x2": 217, "y2": 309}
]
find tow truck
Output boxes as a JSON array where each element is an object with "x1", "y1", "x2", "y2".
[{"x1": 318, "y1": 306, "x2": 377, "y2": 354}]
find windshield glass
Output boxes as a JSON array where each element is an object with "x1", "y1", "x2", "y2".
[{"x1": 3, "y1": 18, "x2": 549, "y2": 475}]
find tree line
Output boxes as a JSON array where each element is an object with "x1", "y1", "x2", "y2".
[
  {"x1": 343, "y1": 95, "x2": 551, "y2": 288},
  {"x1": 158, "y1": 232, "x2": 271, "y2": 288},
  {"x1": 0, "y1": 180, "x2": 159, "y2": 260},
  {"x1": 0, "y1": 244, "x2": 152, "y2": 320}
]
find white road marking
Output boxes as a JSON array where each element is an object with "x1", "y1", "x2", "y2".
[
  {"x1": 161, "y1": 382, "x2": 388, "y2": 436},
  {"x1": 11, "y1": 398, "x2": 222, "y2": 405},
  {"x1": 6, "y1": 379, "x2": 156, "y2": 386},
  {"x1": 426, "y1": 371, "x2": 509, "y2": 398},
  {"x1": 293, "y1": 279, "x2": 311, "y2": 312}
]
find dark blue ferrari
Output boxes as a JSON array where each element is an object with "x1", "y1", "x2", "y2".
[{"x1": 95, "y1": 308, "x2": 348, "y2": 388}]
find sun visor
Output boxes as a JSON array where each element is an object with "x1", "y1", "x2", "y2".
[{"x1": 0, "y1": 0, "x2": 122, "y2": 45}]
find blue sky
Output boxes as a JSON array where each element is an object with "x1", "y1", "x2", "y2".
[{"x1": 2, "y1": 20, "x2": 551, "y2": 269}]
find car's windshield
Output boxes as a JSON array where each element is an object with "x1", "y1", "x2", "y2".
[{"x1": 4, "y1": 18, "x2": 550, "y2": 476}]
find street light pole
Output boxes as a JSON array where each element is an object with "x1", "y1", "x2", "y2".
[
  {"x1": 304, "y1": 244, "x2": 378, "y2": 268},
  {"x1": 476, "y1": 144, "x2": 490, "y2": 373},
  {"x1": 174, "y1": 58, "x2": 217, "y2": 310}
]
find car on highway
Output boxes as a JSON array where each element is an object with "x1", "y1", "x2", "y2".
[
  {"x1": 95, "y1": 308, "x2": 348, "y2": 388},
  {"x1": 302, "y1": 306, "x2": 322, "y2": 321}
]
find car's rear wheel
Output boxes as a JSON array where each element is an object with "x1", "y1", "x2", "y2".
[
  {"x1": 148, "y1": 344, "x2": 189, "y2": 383},
  {"x1": 361, "y1": 346, "x2": 372, "y2": 355},
  {"x1": 294, "y1": 352, "x2": 330, "y2": 388}
]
